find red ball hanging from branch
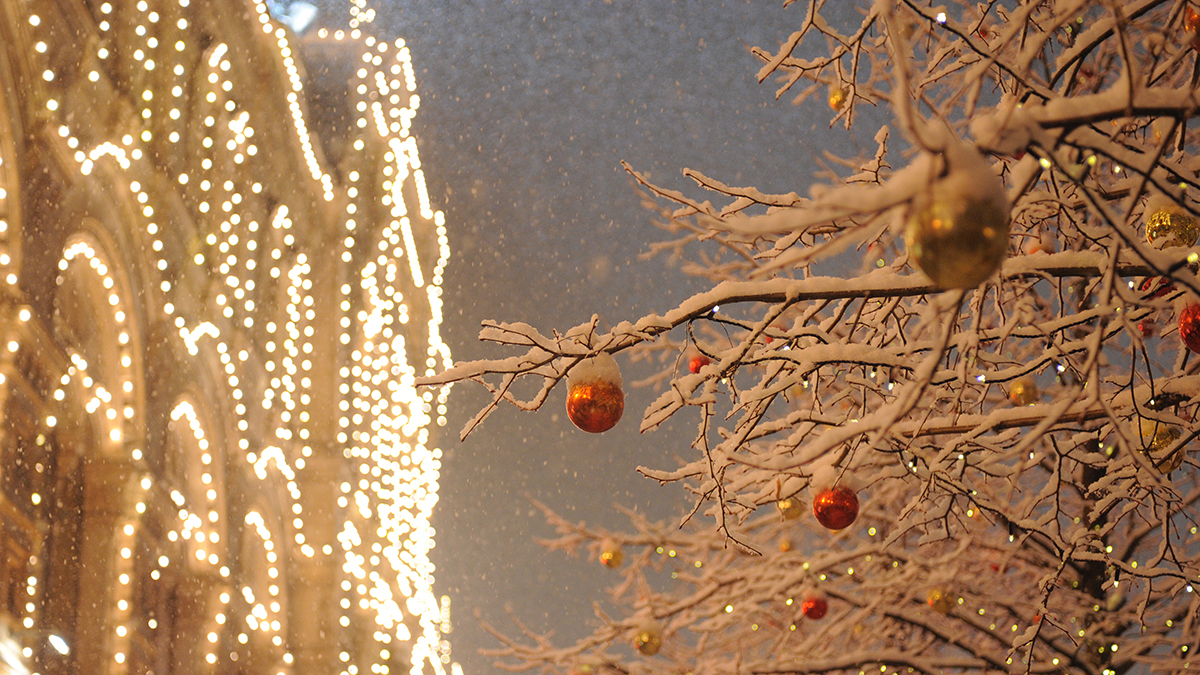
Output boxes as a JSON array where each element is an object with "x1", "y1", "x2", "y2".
[
  {"x1": 812, "y1": 486, "x2": 859, "y2": 530},
  {"x1": 1179, "y1": 304, "x2": 1200, "y2": 353},
  {"x1": 565, "y1": 353, "x2": 624, "y2": 433},
  {"x1": 801, "y1": 596, "x2": 828, "y2": 620},
  {"x1": 688, "y1": 353, "x2": 711, "y2": 374}
]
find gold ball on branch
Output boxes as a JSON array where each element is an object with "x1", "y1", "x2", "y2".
[
  {"x1": 828, "y1": 87, "x2": 848, "y2": 111},
  {"x1": 906, "y1": 148, "x2": 1011, "y2": 289},
  {"x1": 565, "y1": 353, "x2": 624, "y2": 433},
  {"x1": 777, "y1": 496, "x2": 804, "y2": 521},
  {"x1": 1138, "y1": 418, "x2": 1186, "y2": 474},
  {"x1": 599, "y1": 540, "x2": 624, "y2": 569},
  {"x1": 1008, "y1": 378, "x2": 1039, "y2": 406},
  {"x1": 927, "y1": 589, "x2": 955, "y2": 614},
  {"x1": 1145, "y1": 197, "x2": 1199, "y2": 249},
  {"x1": 633, "y1": 623, "x2": 662, "y2": 656}
]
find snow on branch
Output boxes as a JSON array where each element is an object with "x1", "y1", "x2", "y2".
[{"x1": 421, "y1": 1, "x2": 1200, "y2": 673}]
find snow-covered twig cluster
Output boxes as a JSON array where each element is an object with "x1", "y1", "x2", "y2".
[{"x1": 418, "y1": 1, "x2": 1200, "y2": 673}]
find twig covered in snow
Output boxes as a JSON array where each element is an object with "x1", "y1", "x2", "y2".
[{"x1": 418, "y1": 2, "x2": 1200, "y2": 673}]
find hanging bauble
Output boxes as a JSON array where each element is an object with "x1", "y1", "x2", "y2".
[
  {"x1": 801, "y1": 596, "x2": 828, "y2": 620},
  {"x1": 566, "y1": 353, "x2": 624, "y2": 433},
  {"x1": 689, "y1": 353, "x2": 711, "y2": 374},
  {"x1": 1140, "y1": 276, "x2": 1175, "y2": 300},
  {"x1": 1187, "y1": 7, "x2": 1200, "y2": 51},
  {"x1": 1138, "y1": 320, "x2": 1156, "y2": 338},
  {"x1": 927, "y1": 589, "x2": 955, "y2": 614},
  {"x1": 633, "y1": 623, "x2": 662, "y2": 656},
  {"x1": 599, "y1": 540, "x2": 624, "y2": 569},
  {"x1": 1145, "y1": 197, "x2": 1200, "y2": 249},
  {"x1": 812, "y1": 486, "x2": 859, "y2": 530},
  {"x1": 828, "y1": 87, "x2": 848, "y2": 111},
  {"x1": 1139, "y1": 418, "x2": 1186, "y2": 473},
  {"x1": 905, "y1": 147, "x2": 1011, "y2": 289},
  {"x1": 779, "y1": 538, "x2": 793, "y2": 553},
  {"x1": 1180, "y1": 304, "x2": 1200, "y2": 353},
  {"x1": 777, "y1": 496, "x2": 804, "y2": 521},
  {"x1": 1008, "y1": 378, "x2": 1039, "y2": 406}
]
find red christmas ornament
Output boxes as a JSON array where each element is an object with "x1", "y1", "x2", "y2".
[
  {"x1": 689, "y1": 354, "x2": 711, "y2": 374},
  {"x1": 1138, "y1": 320, "x2": 1156, "y2": 338},
  {"x1": 1180, "y1": 304, "x2": 1200, "y2": 353},
  {"x1": 812, "y1": 486, "x2": 859, "y2": 530},
  {"x1": 1140, "y1": 276, "x2": 1174, "y2": 299},
  {"x1": 566, "y1": 381, "x2": 623, "y2": 433},
  {"x1": 801, "y1": 596, "x2": 828, "y2": 620},
  {"x1": 565, "y1": 353, "x2": 624, "y2": 433}
]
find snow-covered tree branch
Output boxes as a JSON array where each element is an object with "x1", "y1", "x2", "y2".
[{"x1": 418, "y1": 1, "x2": 1200, "y2": 673}]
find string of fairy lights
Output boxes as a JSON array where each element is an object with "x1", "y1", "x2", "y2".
[
  {"x1": 10, "y1": 1, "x2": 455, "y2": 674},
  {"x1": 329, "y1": 6, "x2": 454, "y2": 672}
]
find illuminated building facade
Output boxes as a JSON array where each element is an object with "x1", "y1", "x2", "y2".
[{"x1": 0, "y1": 1, "x2": 455, "y2": 674}]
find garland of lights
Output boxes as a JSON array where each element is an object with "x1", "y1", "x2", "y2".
[{"x1": 11, "y1": 2, "x2": 456, "y2": 674}]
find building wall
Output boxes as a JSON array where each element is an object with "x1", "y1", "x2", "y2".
[{"x1": 0, "y1": 1, "x2": 453, "y2": 674}]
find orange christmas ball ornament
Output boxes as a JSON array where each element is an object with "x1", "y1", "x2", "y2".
[
  {"x1": 1180, "y1": 304, "x2": 1200, "y2": 353},
  {"x1": 565, "y1": 353, "x2": 624, "y2": 433},
  {"x1": 689, "y1": 354, "x2": 711, "y2": 374},
  {"x1": 801, "y1": 596, "x2": 828, "y2": 620},
  {"x1": 812, "y1": 486, "x2": 859, "y2": 530}
]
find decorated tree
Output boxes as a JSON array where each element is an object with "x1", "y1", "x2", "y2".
[{"x1": 419, "y1": 1, "x2": 1200, "y2": 673}]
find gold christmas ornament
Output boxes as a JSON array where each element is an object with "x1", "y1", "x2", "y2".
[
  {"x1": 1145, "y1": 199, "x2": 1200, "y2": 249},
  {"x1": 1008, "y1": 378, "x2": 1039, "y2": 406},
  {"x1": 828, "y1": 87, "x2": 848, "y2": 111},
  {"x1": 906, "y1": 150, "x2": 1011, "y2": 290},
  {"x1": 927, "y1": 589, "x2": 955, "y2": 614},
  {"x1": 633, "y1": 624, "x2": 662, "y2": 656},
  {"x1": 599, "y1": 541, "x2": 624, "y2": 569},
  {"x1": 1139, "y1": 418, "x2": 1186, "y2": 473},
  {"x1": 777, "y1": 496, "x2": 804, "y2": 521}
]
